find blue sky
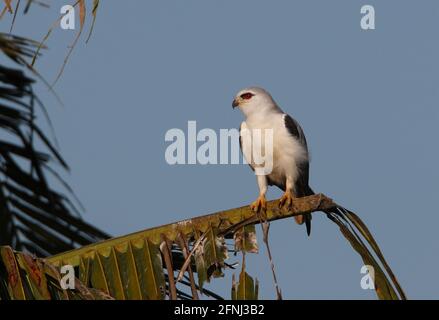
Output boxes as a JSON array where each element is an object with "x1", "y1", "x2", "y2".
[{"x1": 1, "y1": 0, "x2": 438, "y2": 299}]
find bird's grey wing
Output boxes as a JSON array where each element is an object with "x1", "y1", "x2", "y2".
[{"x1": 283, "y1": 114, "x2": 313, "y2": 196}]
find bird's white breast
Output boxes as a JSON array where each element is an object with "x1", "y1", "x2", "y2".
[{"x1": 241, "y1": 113, "x2": 307, "y2": 188}]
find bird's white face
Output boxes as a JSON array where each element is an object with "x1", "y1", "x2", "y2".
[{"x1": 232, "y1": 87, "x2": 277, "y2": 118}]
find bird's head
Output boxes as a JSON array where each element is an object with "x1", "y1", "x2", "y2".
[{"x1": 232, "y1": 87, "x2": 278, "y2": 117}]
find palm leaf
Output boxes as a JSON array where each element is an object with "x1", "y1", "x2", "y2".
[
  {"x1": 0, "y1": 33, "x2": 110, "y2": 255},
  {"x1": 42, "y1": 194, "x2": 405, "y2": 300},
  {"x1": 0, "y1": 245, "x2": 113, "y2": 300},
  {"x1": 0, "y1": 31, "x2": 207, "y2": 300},
  {"x1": 231, "y1": 254, "x2": 258, "y2": 300}
]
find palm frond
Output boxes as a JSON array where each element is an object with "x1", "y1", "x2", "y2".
[
  {"x1": 0, "y1": 31, "x2": 202, "y2": 299},
  {"x1": 0, "y1": 245, "x2": 113, "y2": 300},
  {"x1": 0, "y1": 34, "x2": 110, "y2": 256},
  {"x1": 45, "y1": 194, "x2": 405, "y2": 300}
]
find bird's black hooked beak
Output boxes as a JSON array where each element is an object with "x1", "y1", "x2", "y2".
[{"x1": 232, "y1": 98, "x2": 239, "y2": 109}]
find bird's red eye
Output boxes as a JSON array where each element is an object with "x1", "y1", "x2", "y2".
[{"x1": 240, "y1": 92, "x2": 254, "y2": 100}]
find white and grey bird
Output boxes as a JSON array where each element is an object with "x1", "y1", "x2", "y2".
[{"x1": 233, "y1": 87, "x2": 313, "y2": 235}]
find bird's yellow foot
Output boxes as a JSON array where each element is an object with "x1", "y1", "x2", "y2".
[
  {"x1": 278, "y1": 191, "x2": 304, "y2": 224},
  {"x1": 250, "y1": 195, "x2": 267, "y2": 213},
  {"x1": 278, "y1": 190, "x2": 296, "y2": 210}
]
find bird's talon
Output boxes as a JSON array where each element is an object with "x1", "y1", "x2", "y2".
[
  {"x1": 278, "y1": 191, "x2": 295, "y2": 211},
  {"x1": 250, "y1": 195, "x2": 267, "y2": 213}
]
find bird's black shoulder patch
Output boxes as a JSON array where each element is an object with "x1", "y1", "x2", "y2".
[{"x1": 283, "y1": 114, "x2": 308, "y2": 150}]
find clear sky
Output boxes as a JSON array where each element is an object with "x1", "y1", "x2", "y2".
[{"x1": 1, "y1": 0, "x2": 438, "y2": 299}]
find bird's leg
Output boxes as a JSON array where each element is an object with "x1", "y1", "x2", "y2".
[
  {"x1": 279, "y1": 176, "x2": 296, "y2": 211},
  {"x1": 278, "y1": 188, "x2": 296, "y2": 210},
  {"x1": 250, "y1": 194, "x2": 267, "y2": 213},
  {"x1": 250, "y1": 174, "x2": 268, "y2": 213},
  {"x1": 278, "y1": 186, "x2": 304, "y2": 225}
]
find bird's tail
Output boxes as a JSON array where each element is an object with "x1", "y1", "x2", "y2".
[{"x1": 295, "y1": 186, "x2": 314, "y2": 236}]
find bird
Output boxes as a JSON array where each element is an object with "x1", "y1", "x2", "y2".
[{"x1": 232, "y1": 86, "x2": 313, "y2": 236}]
